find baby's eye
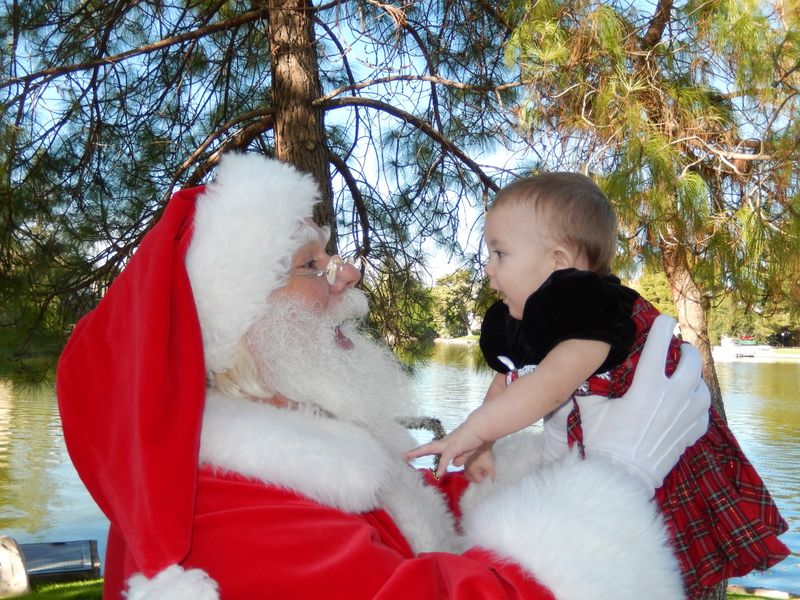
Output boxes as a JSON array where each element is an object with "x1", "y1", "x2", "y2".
[{"x1": 494, "y1": 250, "x2": 505, "y2": 259}]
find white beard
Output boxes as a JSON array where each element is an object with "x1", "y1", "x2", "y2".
[{"x1": 245, "y1": 289, "x2": 416, "y2": 437}]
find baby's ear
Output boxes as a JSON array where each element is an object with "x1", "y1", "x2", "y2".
[{"x1": 551, "y1": 245, "x2": 576, "y2": 269}]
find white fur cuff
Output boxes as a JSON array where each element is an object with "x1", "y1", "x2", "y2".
[
  {"x1": 460, "y1": 452, "x2": 684, "y2": 600},
  {"x1": 125, "y1": 564, "x2": 219, "y2": 600}
]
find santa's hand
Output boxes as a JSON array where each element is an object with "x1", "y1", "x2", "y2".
[
  {"x1": 405, "y1": 424, "x2": 486, "y2": 479},
  {"x1": 577, "y1": 315, "x2": 710, "y2": 493}
]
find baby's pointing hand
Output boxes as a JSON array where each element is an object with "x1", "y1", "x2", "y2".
[
  {"x1": 404, "y1": 440, "x2": 449, "y2": 479},
  {"x1": 405, "y1": 425, "x2": 487, "y2": 479}
]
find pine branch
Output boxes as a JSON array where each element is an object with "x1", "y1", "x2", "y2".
[
  {"x1": 641, "y1": 0, "x2": 673, "y2": 50},
  {"x1": 0, "y1": 8, "x2": 269, "y2": 91},
  {"x1": 328, "y1": 151, "x2": 371, "y2": 258},
  {"x1": 318, "y1": 95, "x2": 499, "y2": 192},
  {"x1": 318, "y1": 74, "x2": 522, "y2": 102}
]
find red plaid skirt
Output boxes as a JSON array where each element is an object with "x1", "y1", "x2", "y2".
[{"x1": 654, "y1": 407, "x2": 789, "y2": 599}]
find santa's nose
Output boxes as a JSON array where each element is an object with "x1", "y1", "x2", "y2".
[{"x1": 325, "y1": 255, "x2": 361, "y2": 293}]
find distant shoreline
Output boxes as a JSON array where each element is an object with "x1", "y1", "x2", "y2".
[
  {"x1": 437, "y1": 338, "x2": 800, "y2": 364},
  {"x1": 434, "y1": 336, "x2": 478, "y2": 345},
  {"x1": 713, "y1": 345, "x2": 800, "y2": 363}
]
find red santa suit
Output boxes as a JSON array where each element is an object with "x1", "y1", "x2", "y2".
[{"x1": 57, "y1": 153, "x2": 689, "y2": 600}]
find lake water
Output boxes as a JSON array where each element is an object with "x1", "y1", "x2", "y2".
[{"x1": 0, "y1": 346, "x2": 798, "y2": 594}]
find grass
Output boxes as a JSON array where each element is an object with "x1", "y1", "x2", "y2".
[
  {"x1": 772, "y1": 347, "x2": 800, "y2": 355},
  {"x1": 440, "y1": 334, "x2": 479, "y2": 342},
  {"x1": 11, "y1": 579, "x2": 779, "y2": 599},
  {"x1": 18, "y1": 579, "x2": 103, "y2": 599}
]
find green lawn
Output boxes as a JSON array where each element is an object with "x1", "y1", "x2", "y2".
[
  {"x1": 14, "y1": 579, "x2": 786, "y2": 599},
  {"x1": 20, "y1": 579, "x2": 103, "y2": 599},
  {"x1": 772, "y1": 347, "x2": 800, "y2": 355}
]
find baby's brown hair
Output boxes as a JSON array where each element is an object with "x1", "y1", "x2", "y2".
[{"x1": 492, "y1": 172, "x2": 617, "y2": 276}]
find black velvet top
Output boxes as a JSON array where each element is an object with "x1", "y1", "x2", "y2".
[{"x1": 479, "y1": 268, "x2": 640, "y2": 376}]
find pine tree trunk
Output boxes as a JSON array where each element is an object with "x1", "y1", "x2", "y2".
[
  {"x1": 661, "y1": 243, "x2": 725, "y2": 417},
  {"x1": 702, "y1": 583, "x2": 727, "y2": 599},
  {"x1": 706, "y1": 581, "x2": 728, "y2": 600},
  {"x1": 662, "y1": 245, "x2": 728, "y2": 600},
  {"x1": 267, "y1": 0, "x2": 337, "y2": 251}
]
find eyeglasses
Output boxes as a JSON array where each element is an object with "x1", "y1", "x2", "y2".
[{"x1": 296, "y1": 254, "x2": 358, "y2": 285}]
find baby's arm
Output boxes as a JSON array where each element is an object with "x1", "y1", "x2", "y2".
[
  {"x1": 406, "y1": 338, "x2": 611, "y2": 478},
  {"x1": 484, "y1": 371, "x2": 507, "y2": 402},
  {"x1": 464, "y1": 373, "x2": 506, "y2": 482}
]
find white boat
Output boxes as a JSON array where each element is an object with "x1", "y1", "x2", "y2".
[{"x1": 712, "y1": 337, "x2": 774, "y2": 362}]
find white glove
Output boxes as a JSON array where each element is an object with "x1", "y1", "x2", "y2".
[{"x1": 576, "y1": 315, "x2": 711, "y2": 494}]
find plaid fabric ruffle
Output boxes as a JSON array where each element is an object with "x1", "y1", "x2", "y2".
[{"x1": 655, "y1": 407, "x2": 789, "y2": 599}]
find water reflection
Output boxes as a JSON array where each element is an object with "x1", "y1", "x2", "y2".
[
  {"x1": 0, "y1": 379, "x2": 108, "y2": 557},
  {"x1": 0, "y1": 380, "x2": 62, "y2": 533},
  {"x1": 715, "y1": 362, "x2": 800, "y2": 593},
  {"x1": 410, "y1": 342, "x2": 491, "y2": 434}
]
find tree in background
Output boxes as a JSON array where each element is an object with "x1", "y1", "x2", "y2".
[
  {"x1": 506, "y1": 0, "x2": 800, "y2": 418},
  {"x1": 363, "y1": 255, "x2": 437, "y2": 354},
  {"x1": 431, "y1": 269, "x2": 479, "y2": 338},
  {"x1": 626, "y1": 268, "x2": 676, "y2": 318},
  {"x1": 706, "y1": 294, "x2": 798, "y2": 346},
  {"x1": 0, "y1": 1, "x2": 527, "y2": 373},
  {"x1": 629, "y1": 268, "x2": 799, "y2": 346}
]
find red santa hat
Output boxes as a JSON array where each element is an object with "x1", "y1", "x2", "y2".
[{"x1": 56, "y1": 153, "x2": 321, "y2": 596}]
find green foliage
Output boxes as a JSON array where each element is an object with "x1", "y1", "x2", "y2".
[
  {"x1": 705, "y1": 295, "x2": 781, "y2": 345},
  {"x1": 362, "y1": 254, "x2": 437, "y2": 357},
  {"x1": 505, "y1": 0, "x2": 800, "y2": 392},
  {"x1": 625, "y1": 269, "x2": 676, "y2": 318},
  {"x1": 629, "y1": 268, "x2": 798, "y2": 347},
  {"x1": 431, "y1": 268, "x2": 480, "y2": 338},
  {"x1": 0, "y1": 155, "x2": 100, "y2": 378},
  {"x1": 0, "y1": 1, "x2": 522, "y2": 371}
]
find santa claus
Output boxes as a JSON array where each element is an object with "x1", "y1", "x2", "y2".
[{"x1": 57, "y1": 153, "x2": 709, "y2": 599}]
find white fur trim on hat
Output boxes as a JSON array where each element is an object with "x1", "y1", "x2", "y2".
[
  {"x1": 126, "y1": 564, "x2": 219, "y2": 600},
  {"x1": 185, "y1": 153, "x2": 321, "y2": 373},
  {"x1": 461, "y1": 447, "x2": 684, "y2": 600}
]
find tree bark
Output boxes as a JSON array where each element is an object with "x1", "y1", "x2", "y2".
[
  {"x1": 661, "y1": 241, "x2": 725, "y2": 417},
  {"x1": 267, "y1": 0, "x2": 336, "y2": 251},
  {"x1": 702, "y1": 584, "x2": 727, "y2": 600},
  {"x1": 662, "y1": 242, "x2": 728, "y2": 600}
]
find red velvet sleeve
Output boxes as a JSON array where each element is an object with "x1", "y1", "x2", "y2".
[{"x1": 144, "y1": 468, "x2": 556, "y2": 600}]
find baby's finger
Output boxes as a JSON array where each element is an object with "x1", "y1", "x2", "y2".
[
  {"x1": 435, "y1": 451, "x2": 456, "y2": 479},
  {"x1": 404, "y1": 441, "x2": 443, "y2": 460},
  {"x1": 452, "y1": 450, "x2": 475, "y2": 468},
  {"x1": 468, "y1": 469, "x2": 484, "y2": 484}
]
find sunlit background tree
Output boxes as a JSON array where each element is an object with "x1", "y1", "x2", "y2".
[{"x1": 505, "y1": 0, "x2": 800, "y2": 414}]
